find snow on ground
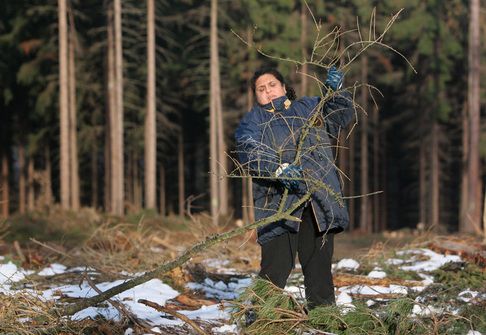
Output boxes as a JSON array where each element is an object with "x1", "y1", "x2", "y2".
[{"x1": 0, "y1": 247, "x2": 484, "y2": 334}]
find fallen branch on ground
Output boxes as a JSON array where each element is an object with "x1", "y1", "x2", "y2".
[{"x1": 53, "y1": 192, "x2": 311, "y2": 317}]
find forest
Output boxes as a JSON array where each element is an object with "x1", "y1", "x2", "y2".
[{"x1": 0, "y1": 0, "x2": 485, "y2": 334}]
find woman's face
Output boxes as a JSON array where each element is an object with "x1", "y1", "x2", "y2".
[{"x1": 254, "y1": 73, "x2": 286, "y2": 105}]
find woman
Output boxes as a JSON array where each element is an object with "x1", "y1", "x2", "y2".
[{"x1": 235, "y1": 66, "x2": 354, "y2": 309}]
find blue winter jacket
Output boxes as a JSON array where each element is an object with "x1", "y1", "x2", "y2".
[{"x1": 235, "y1": 92, "x2": 354, "y2": 245}]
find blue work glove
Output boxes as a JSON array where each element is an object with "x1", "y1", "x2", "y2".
[
  {"x1": 275, "y1": 163, "x2": 303, "y2": 191},
  {"x1": 324, "y1": 65, "x2": 344, "y2": 91}
]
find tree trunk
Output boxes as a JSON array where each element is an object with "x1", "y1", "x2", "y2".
[
  {"x1": 430, "y1": 121, "x2": 440, "y2": 229},
  {"x1": 461, "y1": 0, "x2": 481, "y2": 233},
  {"x1": 460, "y1": 100, "x2": 468, "y2": 231},
  {"x1": 18, "y1": 144, "x2": 26, "y2": 214},
  {"x1": 105, "y1": 6, "x2": 114, "y2": 212},
  {"x1": 159, "y1": 165, "x2": 166, "y2": 216},
  {"x1": 112, "y1": 0, "x2": 124, "y2": 215},
  {"x1": 246, "y1": 27, "x2": 255, "y2": 225},
  {"x1": 1, "y1": 153, "x2": 9, "y2": 217},
  {"x1": 300, "y1": 0, "x2": 308, "y2": 96},
  {"x1": 372, "y1": 105, "x2": 380, "y2": 232},
  {"x1": 359, "y1": 56, "x2": 369, "y2": 233},
  {"x1": 68, "y1": 9, "x2": 79, "y2": 210},
  {"x1": 91, "y1": 139, "x2": 98, "y2": 208},
  {"x1": 144, "y1": 0, "x2": 156, "y2": 209},
  {"x1": 58, "y1": 0, "x2": 70, "y2": 209},
  {"x1": 178, "y1": 130, "x2": 185, "y2": 216},
  {"x1": 348, "y1": 125, "x2": 355, "y2": 231},
  {"x1": 214, "y1": 0, "x2": 227, "y2": 217},
  {"x1": 27, "y1": 158, "x2": 34, "y2": 211},
  {"x1": 133, "y1": 153, "x2": 142, "y2": 211},
  {"x1": 209, "y1": 0, "x2": 219, "y2": 224},
  {"x1": 44, "y1": 147, "x2": 53, "y2": 206},
  {"x1": 419, "y1": 139, "x2": 427, "y2": 227}
]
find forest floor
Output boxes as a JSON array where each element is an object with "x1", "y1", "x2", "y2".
[{"x1": 0, "y1": 207, "x2": 485, "y2": 334}]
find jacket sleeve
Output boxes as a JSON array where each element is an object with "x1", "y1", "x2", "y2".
[
  {"x1": 234, "y1": 110, "x2": 281, "y2": 177},
  {"x1": 323, "y1": 90, "x2": 355, "y2": 138}
]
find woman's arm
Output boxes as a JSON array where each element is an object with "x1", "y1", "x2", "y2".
[
  {"x1": 234, "y1": 110, "x2": 281, "y2": 177},
  {"x1": 323, "y1": 90, "x2": 355, "y2": 138}
]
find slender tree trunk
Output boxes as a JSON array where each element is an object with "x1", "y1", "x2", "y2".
[
  {"x1": 133, "y1": 153, "x2": 141, "y2": 211},
  {"x1": 1, "y1": 153, "x2": 9, "y2": 217},
  {"x1": 112, "y1": 0, "x2": 124, "y2": 215},
  {"x1": 178, "y1": 130, "x2": 185, "y2": 216},
  {"x1": 68, "y1": 10, "x2": 79, "y2": 210},
  {"x1": 380, "y1": 137, "x2": 387, "y2": 231},
  {"x1": 246, "y1": 27, "x2": 255, "y2": 224},
  {"x1": 144, "y1": 0, "x2": 156, "y2": 209},
  {"x1": 18, "y1": 144, "x2": 26, "y2": 214},
  {"x1": 430, "y1": 121, "x2": 440, "y2": 229},
  {"x1": 419, "y1": 139, "x2": 427, "y2": 227},
  {"x1": 372, "y1": 106, "x2": 380, "y2": 232},
  {"x1": 348, "y1": 126, "x2": 355, "y2": 231},
  {"x1": 461, "y1": 0, "x2": 481, "y2": 233},
  {"x1": 44, "y1": 147, "x2": 53, "y2": 206},
  {"x1": 300, "y1": 1, "x2": 308, "y2": 96},
  {"x1": 460, "y1": 101, "x2": 468, "y2": 230},
  {"x1": 27, "y1": 158, "x2": 34, "y2": 211},
  {"x1": 58, "y1": 0, "x2": 70, "y2": 209},
  {"x1": 159, "y1": 165, "x2": 166, "y2": 216},
  {"x1": 0, "y1": 152, "x2": 10, "y2": 218},
  {"x1": 91, "y1": 139, "x2": 98, "y2": 208},
  {"x1": 214, "y1": 3, "x2": 227, "y2": 217},
  {"x1": 359, "y1": 56, "x2": 369, "y2": 233},
  {"x1": 209, "y1": 0, "x2": 219, "y2": 224},
  {"x1": 105, "y1": 7, "x2": 115, "y2": 212}
]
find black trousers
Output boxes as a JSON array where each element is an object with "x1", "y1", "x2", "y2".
[{"x1": 259, "y1": 206, "x2": 335, "y2": 308}]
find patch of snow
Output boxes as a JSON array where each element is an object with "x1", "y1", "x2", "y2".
[
  {"x1": 49, "y1": 278, "x2": 179, "y2": 324},
  {"x1": 367, "y1": 270, "x2": 387, "y2": 279},
  {"x1": 458, "y1": 290, "x2": 479, "y2": 303},
  {"x1": 335, "y1": 259, "x2": 360, "y2": 271},
  {"x1": 186, "y1": 277, "x2": 251, "y2": 300},
  {"x1": 336, "y1": 291, "x2": 353, "y2": 307},
  {"x1": 203, "y1": 258, "x2": 230, "y2": 268},
  {"x1": 386, "y1": 258, "x2": 405, "y2": 265},
  {"x1": 467, "y1": 330, "x2": 482, "y2": 335},
  {"x1": 340, "y1": 284, "x2": 408, "y2": 296},
  {"x1": 398, "y1": 249, "x2": 461, "y2": 272},
  {"x1": 366, "y1": 299, "x2": 376, "y2": 307},
  {"x1": 124, "y1": 328, "x2": 134, "y2": 335},
  {"x1": 0, "y1": 261, "x2": 34, "y2": 284},
  {"x1": 179, "y1": 303, "x2": 229, "y2": 320},
  {"x1": 212, "y1": 324, "x2": 237, "y2": 333},
  {"x1": 411, "y1": 304, "x2": 443, "y2": 316},
  {"x1": 417, "y1": 273, "x2": 435, "y2": 286},
  {"x1": 67, "y1": 266, "x2": 97, "y2": 273},
  {"x1": 285, "y1": 285, "x2": 305, "y2": 301},
  {"x1": 38, "y1": 263, "x2": 67, "y2": 276}
]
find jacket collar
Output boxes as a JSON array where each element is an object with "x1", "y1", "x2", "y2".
[{"x1": 260, "y1": 95, "x2": 292, "y2": 113}]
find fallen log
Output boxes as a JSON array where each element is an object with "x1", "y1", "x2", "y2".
[
  {"x1": 333, "y1": 273, "x2": 423, "y2": 288},
  {"x1": 428, "y1": 236, "x2": 486, "y2": 268}
]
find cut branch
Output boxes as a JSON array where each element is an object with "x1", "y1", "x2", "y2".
[{"x1": 55, "y1": 192, "x2": 311, "y2": 317}]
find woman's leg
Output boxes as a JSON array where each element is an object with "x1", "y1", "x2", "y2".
[
  {"x1": 259, "y1": 231, "x2": 298, "y2": 288},
  {"x1": 298, "y1": 206, "x2": 335, "y2": 308}
]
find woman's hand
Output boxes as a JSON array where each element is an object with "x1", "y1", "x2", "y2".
[
  {"x1": 325, "y1": 66, "x2": 344, "y2": 91},
  {"x1": 275, "y1": 163, "x2": 303, "y2": 191}
]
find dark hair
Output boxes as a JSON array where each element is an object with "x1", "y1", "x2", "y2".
[{"x1": 250, "y1": 67, "x2": 297, "y2": 101}]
